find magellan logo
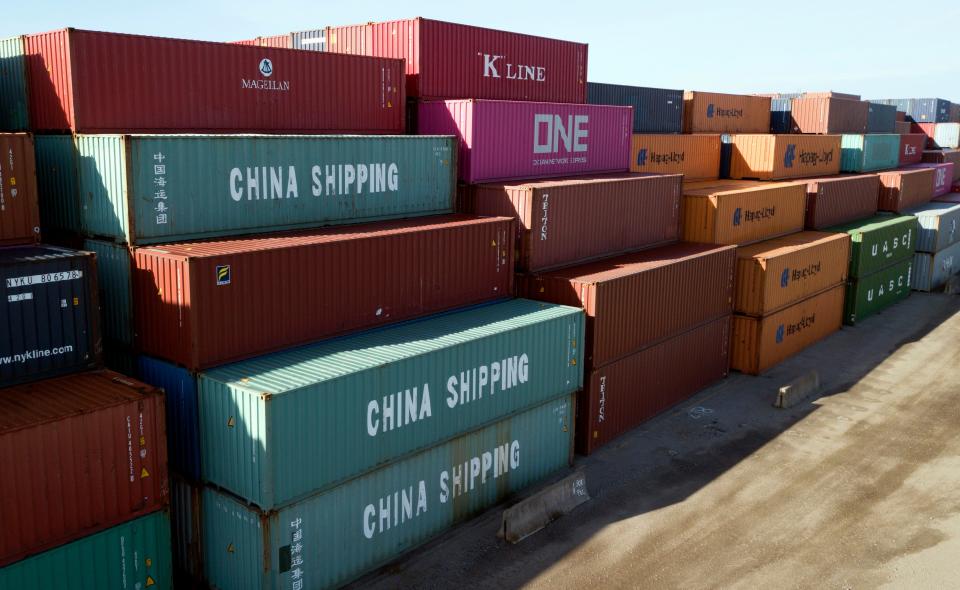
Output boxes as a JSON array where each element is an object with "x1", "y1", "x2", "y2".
[
  {"x1": 479, "y1": 53, "x2": 546, "y2": 82},
  {"x1": 706, "y1": 104, "x2": 715, "y2": 118},
  {"x1": 259, "y1": 58, "x2": 273, "y2": 77},
  {"x1": 784, "y1": 144, "x2": 796, "y2": 168},
  {"x1": 732, "y1": 207, "x2": 742, "y2": 226},
  {"x1": 636, "y1": 148, "x2": 648, "y2": 167},
  {"x1": 241, "y1": 58, "x2": 290, "y2": 91},
  {"x1": 781, "y1": 268, "x2": 790, "y2": 288},
  {"x1": 216, "y1": 265, "x2": 231, "y2": 286}
]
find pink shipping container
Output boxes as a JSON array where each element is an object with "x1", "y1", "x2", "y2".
[
  {"x1": 418, "y1": 99, "x2": 632, "y2": 183},
  {"x1": 24, "y1": 29, "x2": 405, "y2": 133},
  {"x1": 907, "y1": 163, "x2": 955, "y2": 197},
  {"x1": 325, "y1": 18, "x2": 587, "y2": 103},
  {"x1": 899, "y1": 134, "x2": 926, "y2": 165}
]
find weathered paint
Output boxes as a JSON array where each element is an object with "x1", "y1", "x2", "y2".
[
  {"x1": 0, "y1": 36, "x2": 29, "y2": 130},
  {"x1": 828, "y1": 214, "x2": 918, "y2": 278},
  {"x1": 844, "y1": 258, "x2": 912, "y2": 325},
  {"x1": 911, "y1": 240, "x2": 960, "y2": 291},
  {"x1": 840, "y1": 134, "x2": 900, "y2": 172}
]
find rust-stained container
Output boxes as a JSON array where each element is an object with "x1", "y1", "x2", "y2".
[
  {"x1": 134, "y1": 215, "x2": 514, "y2": 370},
  {"x1": 24, "y1": 29, "x2": 405, "y2": 133},
  {"x1": 630, "y1": 134, "x2": 721, "y2": 180},
  {"x1": 789, "y1": 97, "x2": 868, "y2": 134},
  {"x1": 804, "y1": 175, "x2": 880, "y2": 229},
  {"x1": 681, "y1": 180, "x2": 807, "y2": 246},
  {"x1": 923, "y1": 149, "x2": 960, "y2": 182},
  {"x1": 0, "y1": 369, "x2": 168, "y2": 567},
  {"x1": 726, "y1": 134, "x2": 840, "y2": 180},
  {"x1": 895, "y1": 121, "x2": 913, "y2": 134},
  {"x1": 462, "y1": 173, "x2": 681, "y2": 272},
  {"x1": 578, "y1": 316, "x2": 731, "y2": 455},
  {"x1": 518, "y1": 242, "x2": 736, "y2": 369},
  {"x1": 731, "y1": 284, "x2": 844, "y2": 375},
  {"x1": 326, "y1": 18, "x2": 587, "y2": 103},
  {"x1": 899, "y1": 133, "x2": 926, "y2": 165},
  {"x1": 683, "y1": 91, "x2": 770, "y2": 133},
  {"x1": 0, "y1": 133, "x2": 40, "y2": 245},
  {"x1": 734, "y1": 231, "x2": 851, "y2": 316},
  {"x1": 879, "y1": 168, "x2": 935, "y2": 212}
]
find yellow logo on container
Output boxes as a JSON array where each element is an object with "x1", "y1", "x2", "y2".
[{"x1": 216, "y1": 265, "x2": 231, "y2": 286}]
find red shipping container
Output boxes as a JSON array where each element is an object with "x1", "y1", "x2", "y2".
[
  {"x1": 24, "y1": 29, "x2": 405, "y2": 133},
  {"x1": 879, "y1": 168, "x2": 935, "y2": 212},
  {"x1": 134, "y1": 215, "x2": 514, "y2": 370},
  {"x1": 518, "y1": 242, "x2": 735, "y2": 369},
  {"x1": 462, "y1": 173, "x2": 681, "y2": 272},
  {"x1": 906, "y1": 163, "x2": 954, "y2": 197},
  {"x1": 899, "y1": 133, "x2": 926, "y2": 165},
  {"x1": 325, "y1": 18, "x2": 587, "y2": 103},
  {"x1": 803, "y1": 175, "x2": 879, "y2": 229},
  {"x1": 922, "y1": 149, "x2": 960, "y2": 182},
  {"x1": 0, "y1": 370, "x2": 167, "y2": 567},
  {"x1": 0, "y1": 133, "x2": 40, "y2": 245},
  {"x1": 578, "y1": 316, "x2": 731, "y2": 455},
  {"x1": 418, "y1": 99, "x2": 632, "y2": 183}
]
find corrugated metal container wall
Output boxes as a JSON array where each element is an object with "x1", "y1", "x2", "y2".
[
  {"x1": 200, "y1": 299, "x2": 583, "y2": 510},
  {"x1": 578, "y1": 316, "x2": 730, "y2": 455},
  {"x1": 587, "y1": 83, "x2": 683, "y2": 133},
  {"x1": 789, "y1": 97, "x2": 868, "y2": 134},
  {"x1": 911, "y1": 240, "x2": 960, "y2": 291},
  {"x1": 734, "y1": 232, "x2": 851, "y2": 316},
  {"x1": 0, "y1": 370, "x2": 167, "y2": 567},
  {"x1": 0, "y1": 245, "x2": 100, "y2": 387},
  {"x1": 844, "y1": 258, "x2": 913, "y2": 325},
  {"x1": 0, "y1": 133, "x2": 40, "y2": 245},
  {"x1": 291, "y1": 29, "x2": 326, "y2": 51},
  {"x1": 326, "y1": 18, "x2": 587, "y2": 103},
  {"x1": 840, "y1": 134, "x2": 900, "y2": 172},
  {"x1": 417, "y1": 100, "x2": 631, "y2": 183},
  {"x1": 867, "y1": 102, "x2": 897, "y2": 133},
  {"x1": 726, "y1": 134, "x2": 841, "y2": 180},
  {"x1": 630, "y1": 134, "x2": 721, "y2": 180},
  {"x1": 879, "y1": 168, "x2": 935, "y2": 212},
  {"x1": 829, "y1": 214, "x2": 917, "y2": 278},
  {"x1": 907, "y1": 162, "x2": 954, "y2": 197},
  {"x1": 82, "y1": 239, "x2": 133, "y2": 346},
  {"x1": 682, "y1": 91, "x2": 771, "y2": 133},
  {"x1": 257, "y1": 34, "x2": 292, "y2": 48},
  {"x1": 871, "y1": 98, "x2": 951, "y2": 123},
  {"x1": 921, "y1": 123, "x2": 960, "y2": 149},
  {"x1": 770, "y1": 98, "x2": 792, "y2": 133},
  {"x1": 134, "y1": 215, "x2": 514, "y2": 370},
  {"x1": 922, "y1": 149, "x2": 960, "y2": 182},
  {"x1": 463, "y1": 174, "x2": 681, "y2": 272},
  {"x1": 804, "y1": 175, "x2": 880, "y2": 229},
  {"x1": 681, "y1": 181, "x2": 807, "y2": 246},
  {"x1": 899, "y1": 134, "x2": 926, "y2": 166},
  {"x1": 169, "y1": 474, "x2": 204, "y2": 588},
  {"x1": 0, "y1": 37, "x2": 29, "y2": 130},
  {"x1": 33, "y1": 135, "x2": 80, "y2": 235},
  {"x1": 0, "y1": 511, "x2": 172, "y2": 590},
  {"x1": 73, "y1": 134, "x2": 456, "y2": 244},
  {"x1": 138, "y1": 356, "x2": 201, "y2": 481},
  {"x1": 229, "y1": 38, "x2": 260, "y2": 46},
  {"x1": 895, "y1": 121, "x2": 913, "y2": 134},
  {"x1": 202, "y1": 394, "x2": 574, "y2": 590},
  {"x1": 731, "y1": 284, "x2": 844, "y2": 375},
  {"x1": 950, "y1": 103, "x2": 960, "y2": 123},
  {"x1": 804, "y1": 91, "x2": 861, "y2": 100},
  {"x1": 24, "y1": 29, "x2": 405, "y2": 133},
  {"x1": 518, "y1": 243, "x2": 736, "y2": 369}
]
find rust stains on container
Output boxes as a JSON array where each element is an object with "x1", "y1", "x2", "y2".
[
  {"x1": 0, "y1": 133, "x2": 39, "y2": 245},
  {"x1": 683, "y1": 91, "x2": 771, "y2": 133},
  {"x1": 681, "y1": 180, "x2": 807, "y2": 246},
  {"x1": 899, "y1": 134, "x2": 926, "y2": 165},
  {"x1": 630, "y1": 134, "x2": 721, "y2": 180},
  {"x1": 879, "y1": 168, "x2": 935, "y2": 212},
  {"x1": 804, "y1": 174, "x2": 880, "y2": 229},
  {"x1": 789, "y1": 97, "x2": 868, "y2": 134},
  {"x1": 726, "y1": 134, "x2": 841, "y2": 180}
]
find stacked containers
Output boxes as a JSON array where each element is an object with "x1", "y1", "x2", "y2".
[
  {"x1": 914, "y1": 123, "x2": 960, "y2": 149},
  {"x1": 0, "y1": 37, "x2": 29, "y2": 131},
  {"x1": 923, "y1": 149, "x2": 960, "y2": 184},
  {"x1": 909, "y1": 202, "x2": 960, "y2": 291},
  {"x1": 870, "y1": 99, "x2": 951, "y2": 123},
  {"x1": 899, "y1": 133, "x2": 927, "y2": 166}
]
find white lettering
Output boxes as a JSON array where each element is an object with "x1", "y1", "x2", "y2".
[{"x1": 229, "y1": 168, "x2": 243, "y2": 201}]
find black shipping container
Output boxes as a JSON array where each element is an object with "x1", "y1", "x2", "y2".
[
  {"x1": 0, "y1": 245, "x2": 100, "y2": 387},
  {"x1": 770, "y1": 98, "x2": 792, "y2": 133},
  {"x1": 867, "y1": 103, "x2": 897, "y2": 133},
  {"x1": 587, "y1": 82, "x2": 683, "y2": 133}
]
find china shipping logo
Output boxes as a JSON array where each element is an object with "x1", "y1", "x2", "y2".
[
  {"x1": 776, "y1": 324, "x2": 785, "y2": 343},
  {"x1": 259, "y1": 58, "x2": 274, "y2": 78},
  {"x1": 636, "y1": 148, "x2": 648, "y2": 167},
  {"x1": 732, "y1": 207, "x2": 742, "y2": 226},
  {"x1": 216, "y1": 265, "x2": 231, "y2": 286},
  {"x1": 706, "y1": 104, "x2": 715, "y2": 118},
  {"x1": 784, "y1": 144, "x2": 796, "y2": 168},
  {"x1": 781, "y1": 268, "x2": 790, "y2": 288}
]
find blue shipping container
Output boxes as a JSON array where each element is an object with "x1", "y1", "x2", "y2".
[{"x1": 138, "y1": 356, "x2": 201, "y2": 481}]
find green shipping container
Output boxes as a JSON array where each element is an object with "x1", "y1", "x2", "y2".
[
  {"x1": 844, "y1": 257, "x2": 913, "y2": 325},
  {"x1": 202, "y1": 394, "x2": 574, "y2": 590},
  {"x1": 0, "y1": 510, "x2": 173, "y2": 590},
  {"x1": 830, "y1": 214, "x2": 918, "y2": 278},
  {"x1": 0, "y1": 36, "x2": 29, "y2": 130},
  {"x1": 83, "y1": 238, "x2": 134, "y2": 346},
  {"x1": 840, "y1": 134, "x2": 900, "y2": 172},
  {"x1": 200, "y1": 298, "x2": 584, "y2": 510},
  {"x1": 34, "y1": 135, "x2": 81, "y2": 234},
  {"x1": 72, "y1": 134, "x2": 456, "y2": 243}
]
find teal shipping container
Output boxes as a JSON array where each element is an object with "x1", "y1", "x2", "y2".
[
  {"x1": 0, "y1": 36, "x2": 29, "y2": 130},
  {"x1": 910, "y1": 202, "x2": 960, "y2": 253},
  {"x1": 911, "y1": 240, "x2": 960, "y2": 291},
  {"x1": 0, "y1": 510, "x2": 172, "y2": 590},
  {"x1": 34, "y1": 135, "x2": 81, "y2": 235},
  {"x1": 83, "y1": 238, "x2": 134, "y2": 346},
  {"x1": 200, "y1": 298, "x2": 584, "y2": 509},
  {"x1": 840, "y1": 134, "x2": 900, "y2": 172},
  {"x1": 64, "y1": 134, "x2": 457, "y2": 243},
  {"x1": 202, "y1": 394, "x2": 574, "y2": 590},
  {"x1": 830, "y1": 214, "x2": 917, "y2": 278}
]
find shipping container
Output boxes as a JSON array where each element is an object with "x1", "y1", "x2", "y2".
[
  {"x1": 840, "y1": 134, "x2": 900, "y2": 172},
  {"x1": 139, "y1": 356, "x2": 201, "y2": 481},
  {"x1": 578, "y1": 316, "x2": 730, "y2": 455},
  {"x1": 870, "y1": 98, "x2": 951, "y2": 123},
  {"x1": 922, "y1": 149, "x2": 960, "y2": 182},
  {"x1": 789, "y1": 97, "x2": 868, "y2": 134},
  {"x1": 70, "y1": 134, "x2": 456, "y2": 244},
  {"x1": 879, "y1": 168, "x2": 935, "y2": 212},
  {"x1": 895, "y1": 121, "x2": 913, "y2": 134},
  {"x1": 24, "y1": 29, "x2": 405, "y2": 133},
  {"x1": 726, "y1": 134, "x2": 841, "y2": 180},
  {"x1": 734, "y1": 231, "x2": 851, "y2": 316},
  {"x1": 233, "y1": 34, "x2": 293, "y2": 49},
  {"x1": 829, "y1": 214, "x2": 917, "y2": 278},
  {"x1": 134, "y1": 215, "x2": 513, "y2": 370},
  {"x1": 906, "y1": 162, "x2": 954, "y2": 197},
  {"x1": 0, "y1": 37, "x2": 29, "y2": 130},
  {"x1": 915, "y1": 123, "x2": 960, "y2": 149},
  {"x1": 911, "y1": 240, "x2": 960, "y2": 291},
  {"x1": 681, "y1": 180, "x2": 807, "y2": 246},
  {"x1": 630, "y1": 134, "x2": 721, "y2": 180},
  {"x1": 587, "y1": 83, "x2": 683, "y2": 133},
  {"x1": 170, "y1": 474, "x2": 204, "y2": 588},
  {"x1": 202, "y1": 394, "x2": 574, "y2": 590},
  {"x1": 0, "y1": 133, "x2": 40, "y2": 245},
  {"x1": 770, "y1": 98, "x2": 793, "y2": 133},
  {"x1": 325, "y1": 18, "x2": 587, "y2": 103},
  {"x1": 291, "y1": 29, "x2": 326, "y2": 51},
  {"x1": 867, "y1": 102, "x2": 897, "y2": 133},
  {"x1": 896, "y1": 111, "x2": 906, "y2": 122},
  {"x1": 0, "y1": 245, "x2": 100, "y2": 386},
  {"x1": 0, "y1": 510, "x2": 172, "y2": 590},
  {"x1": 417, "y1": 99, "x2": 631, "y2": 183},
  {"x1": 936, "y1": 192, "x2": 960, "y2": 204},
  {"x1": 462, "y1": 173, "x2": 681, "y2": 272},
  {"x1": 951, "y1": 103, "x2": 960, "y2": 123},
  {"x1": 805, "y1": 91, "x2": 861, "y2": 101},
  {"x1": 899, "y1": 133, "x2": 926, "y2": 166},
  {"x1": 804, "y1": 174, "x2": 880, "y2": 229},
  {"x1": 730, "y1": 284, "x2": 844, "y2": 375},
  {"x1": 0, "y1": 370, "x2": 167, "y2": 567},
  {"x1": 33, "y1": 134, "x2": 80, "y2": 234},
  {"x1": 519, "y1": 242, "x2": 735, "y2": 369},
  {"x1": 83, "y1": 238, "x2": 133, "y2": 345},
  {"x1": 844, "y1": 257, "x2": 912, "y2": 325},
  {"x1": 682, "y1": 91, "x2": 771, "y2": 133}
]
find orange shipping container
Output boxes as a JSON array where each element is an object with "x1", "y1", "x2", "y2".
[
  {"x1": 731, "y1": 284, "x2": 845, "y2": 375},
  {"x1": 683, "y1": 91, "x2": 771, "y2": 133},
  {"x1": 734, "y1": 232, "x2": 851, "y2": 316},
  {"x1": 681, "y1": 180, "x2": 807, "y2": 246},
  {"x1": 726, "y1": 134, "x2": 842, "y2": 180},
  {"x1": 630, "y1": 134, "x2": 721, "y2": 180},
  {"x1": 789, "y1": 97, "x2": 868, "y2": 134},
  {"x1": 879, "y1": 168, "x2": 935, "y2": 212}
]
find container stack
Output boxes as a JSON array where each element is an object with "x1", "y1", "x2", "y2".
[{"x1": 909, "y1": 202, "x2": 960, "y2": 291}]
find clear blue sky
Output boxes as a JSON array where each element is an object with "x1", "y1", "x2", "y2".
[{"x1": 4, "y1": 0, "x2": 959, "y2": 101}]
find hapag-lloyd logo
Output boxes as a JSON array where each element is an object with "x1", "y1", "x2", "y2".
[
  {"x1": 241, "y1": 58, "x2": 290, "y2": 91},
  {"x1": 479, "y1": 53, "x2": 546, "y2": 82}
]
